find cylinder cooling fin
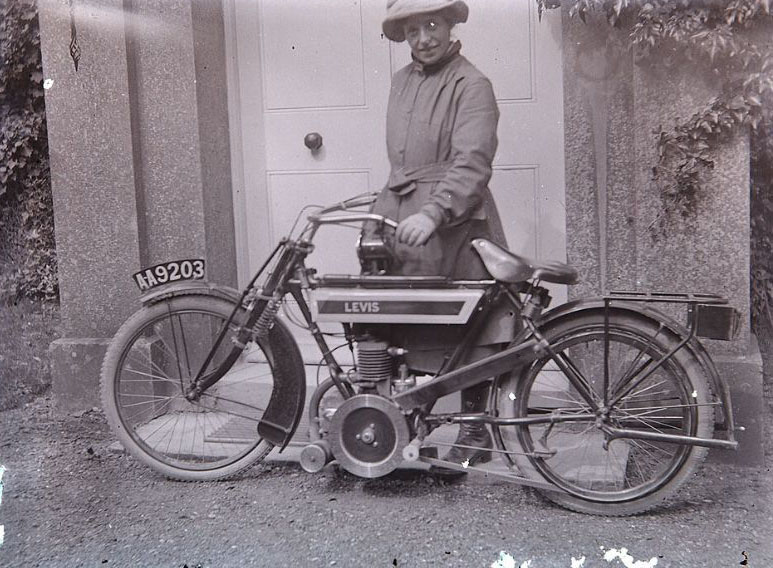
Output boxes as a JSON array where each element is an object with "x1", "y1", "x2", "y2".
[{"x1": 356, "y1": 340, "x2": 392, "y2": 382}]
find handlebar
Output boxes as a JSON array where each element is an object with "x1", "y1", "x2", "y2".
[
  {"x1": 304, "y1": 192, "x2": 398, "y2": 233},
  {"x1": 315, "y1": 192, "x2": 380, "y2": 215},
  {"x1": 307, "y1": 212, "x2": 399, "y2": 230}
]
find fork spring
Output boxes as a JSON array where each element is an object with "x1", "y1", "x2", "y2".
[{"x1": 253, "y1": 298, "x2": 280, "y2": 338}]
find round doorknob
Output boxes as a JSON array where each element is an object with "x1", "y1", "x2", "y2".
[{"x1": 304, "y1": 132, "x2": 323, "y2": 151}]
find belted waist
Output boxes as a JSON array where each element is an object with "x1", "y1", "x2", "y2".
[{"x1": 387, "y1": 161, "x2": 453, "y2": 195}]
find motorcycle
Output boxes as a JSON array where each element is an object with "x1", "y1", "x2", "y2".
[{"x1": 100, "y1": 192, "x2": 741, "y2": 515}]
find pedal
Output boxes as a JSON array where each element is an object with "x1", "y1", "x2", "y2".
[{"x1": 532, "y1": 440, "x2": 556, "y2": 458}]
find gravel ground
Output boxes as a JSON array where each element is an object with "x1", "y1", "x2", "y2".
[{"x1": 0, "y1": 392, "x2": 771, "y2": 568}]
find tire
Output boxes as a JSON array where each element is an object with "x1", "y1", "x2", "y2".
[
  {"x1": 493, "y1": 309, "x2": 714, "y2": 515},
  {"x1": 101, "y1": 295, "x2": 296, "y2": 481}
]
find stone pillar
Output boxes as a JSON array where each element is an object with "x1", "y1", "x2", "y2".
[
  {"x1": 561, "y1": 7, "x2": 763, "y2": 465},
  {"x1": 39, "y1": 0, "x2": 235, "y2": 412},
  {"x1": 39, "y1": 0, "x2": 142, "y2": 411}
]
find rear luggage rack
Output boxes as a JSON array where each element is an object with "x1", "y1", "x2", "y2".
[{"x1": 604, "y1": 291, "x2": 740, "y2": 341}]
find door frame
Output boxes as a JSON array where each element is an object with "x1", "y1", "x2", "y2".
[{"x1": 224, "y1": 0, "x2": 269, "y2": 287}]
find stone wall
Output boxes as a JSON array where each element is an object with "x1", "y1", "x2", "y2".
[
  {"x1": 561, "y1": 7, "x2": 763, "y2": 465},
  {"x1": 38, "y1": 0, "x2": 236, "y2": 412}
]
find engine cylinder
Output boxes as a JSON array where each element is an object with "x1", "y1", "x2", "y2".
[{"x1": 356, "y1": 340, "x2": 392, "y2": 382}]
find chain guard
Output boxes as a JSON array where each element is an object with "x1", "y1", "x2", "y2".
[{"x1": 329, "y1": 394, "x2": 410, "y2": 478}]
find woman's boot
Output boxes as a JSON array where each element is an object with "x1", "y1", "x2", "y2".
[{"x1": 429, "y1": 381, "x2": 492, "y2": 477}]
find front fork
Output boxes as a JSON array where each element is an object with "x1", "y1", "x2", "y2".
[{"x1": 183, "y1": 242, "x2": 301, "y2": 402}]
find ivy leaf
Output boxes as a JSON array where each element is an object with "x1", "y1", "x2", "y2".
[{"x1": 729, "y1": 94, "x2": 747, "y2": 109}]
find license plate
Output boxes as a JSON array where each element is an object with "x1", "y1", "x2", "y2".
[{"x1": 133, "y1": 259, "x2": 205, "y2": 292}]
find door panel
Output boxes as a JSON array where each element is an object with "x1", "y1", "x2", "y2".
[
  {"x1": 490, "y1": 167, "x2": 539, "y2": 258},
  {"x1": 261, "y1": 1, "x2": 367, "y2": 110}
]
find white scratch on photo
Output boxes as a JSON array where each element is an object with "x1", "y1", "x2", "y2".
[
  {"x1": 602, "y1": 547, "x2": 658, "y2": 568},
  {"x1": 0, "y1": 465, "x2": 5, "y2": 548},
  {"x1": 491, "y1": 552, "x2": 532, "y2": 568}
]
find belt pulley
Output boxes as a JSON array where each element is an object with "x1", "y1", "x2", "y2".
[{"x1": 329, "y1": 394, "x2": 410, "y2": 478}]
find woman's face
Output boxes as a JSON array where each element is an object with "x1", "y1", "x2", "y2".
[{"x1": 402, "y1": 13, "x2": 452, "y2": 66}]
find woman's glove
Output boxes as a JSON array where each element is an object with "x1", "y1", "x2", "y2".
[{"x1": 396, "y1": 212, "x2": 438, "y2": 247}]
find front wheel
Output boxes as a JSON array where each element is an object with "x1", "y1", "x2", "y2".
[
  {"x1": 494, "y1": 309, "x2": 714, "y2": 515},
  {"x1": 101, "y1": 295, "x2": 296, "y2": 481}
]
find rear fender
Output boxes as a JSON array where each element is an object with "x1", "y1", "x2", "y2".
[
  {"x1": 535, "y1": 298, "x2": 734, "y2": 431},
  {"x1": 140, "y1": 280, "x2": 306, "y2": 449}
]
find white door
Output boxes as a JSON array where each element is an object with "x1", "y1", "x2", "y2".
[
  {"x1": 229, "y1": 0, "x2": 392, "y2": 280},
  {"x1": 227, "y1": 0, "x2": 566, "y2": 356}
]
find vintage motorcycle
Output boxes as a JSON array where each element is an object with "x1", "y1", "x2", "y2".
[{"x1": 100, "y1": 193, "x2": 741, "y2": 515}]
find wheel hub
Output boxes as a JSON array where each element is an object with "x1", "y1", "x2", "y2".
[{"x1": 329, "y1": 394, "x2": 410, "y2": 478}]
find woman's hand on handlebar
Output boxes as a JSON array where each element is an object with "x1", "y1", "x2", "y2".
[{"x1": 396, "y1": 212, "x2": 438, "y2": 247}]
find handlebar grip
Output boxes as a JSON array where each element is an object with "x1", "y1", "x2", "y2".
[
  {"x1": 342, "y1": 192, "x2": 380, "y2": 208},
  {"x1": 319, "y1": 192, "x2": 379, "y2": 214}
]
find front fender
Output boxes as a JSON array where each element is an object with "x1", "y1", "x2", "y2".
[
  {"x1": 139, "y1": 280, "x2": 243, "y2": 306},
  {"x1": 536, "y1": 298, "x2": 734, "y2": 431},
  {"x1": 256, "y1": 319, "x2": 306, "y2": 451},
  {"x1": 140, "y1": 280, "x2": 306, "y2": 449}
]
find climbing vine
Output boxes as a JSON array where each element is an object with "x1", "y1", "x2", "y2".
[
  {"x1": 538, "y1": 0, "x2": 773, "y2": 330},
  {"x1": 0, "y1": 0, "x2": 56, "y2": 301},
  {"x1": 539, "y1": 0, "x2": 773, "y2": 230}
]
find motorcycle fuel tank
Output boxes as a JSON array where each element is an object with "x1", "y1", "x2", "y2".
[{"x1": 309, "y1": 287, "x2": 485, "y2": 324}]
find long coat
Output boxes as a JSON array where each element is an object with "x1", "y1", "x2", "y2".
[
  {"x1": 369, "y1": 43, "x2": 506, "y2": 278},
  {"x1": 365, "y1": 44, "x2": 516, "y2": 373}
]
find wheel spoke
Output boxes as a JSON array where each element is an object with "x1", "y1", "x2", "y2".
[
  {"x1": 497, "y1": 314, "x2": 711, "y2": 513},
  {"x1": 106, "y1": 297, "x2": 282, "y2": 479}
]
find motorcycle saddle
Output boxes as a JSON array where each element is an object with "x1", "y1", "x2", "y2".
[{"x1": 471, "y1": 239, "x2": 579, "y2": 285}]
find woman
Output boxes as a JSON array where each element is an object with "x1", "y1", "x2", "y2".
[{"x1": 369, "y1": 0, "x2": 515, "y2": 473}]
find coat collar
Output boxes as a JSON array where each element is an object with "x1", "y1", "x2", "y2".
[{"x1": 411, "y1": 41, "x2": 462, "y2": 75}]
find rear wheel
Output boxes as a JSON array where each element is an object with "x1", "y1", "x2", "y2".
[
  {"x1": 101, "y1": 295, "x2": 294, "y2": 481},
  {"x1": 494, "y1": 310, "x2": 714, "y2": 515}
]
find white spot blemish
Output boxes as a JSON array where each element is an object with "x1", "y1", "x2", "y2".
[
  {"x1": 43, "y1": 79, "x2": 54, "y2": 90},
  {"x1": 572, "y1": 556, "x2": 586, "y2": 568},
  {"x1": 508, "y1": 392, "x2": 516, "y2": 401},
  {"x1": 0, "y1": 465, "x2": 5, "y2": 548},
  {"x1": 491, "y1": 553, "x2": 534, "y2": 568},
  {"x1": 602, "y1": 547, "x2": 658, "y2": 568},
  {"x1": 461, "y1": 458, "x2": 470, "y2": 469},
  {"x1": 691, "y1": 390, "x2": 698, "y2": 398},
  {"x1": 491, "y1": 551, "x2": 516, "y2": 568}
]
